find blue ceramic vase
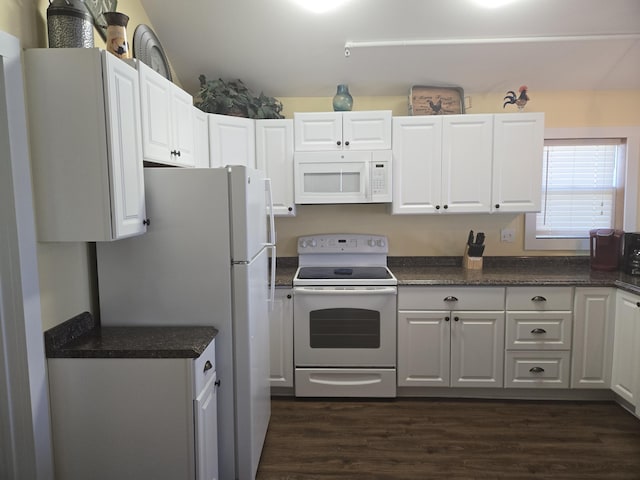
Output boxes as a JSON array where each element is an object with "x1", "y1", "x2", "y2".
[{"x1": 333, "y1": 84, "x2": 353, "y2": 111}]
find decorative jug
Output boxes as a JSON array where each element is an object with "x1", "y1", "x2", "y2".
[
  {"x1": 333, "y1": 84, "x2": 353, "y2": 112},
  {"x1": 103, "y1": 11, "x2": 130, "y2": 59}
]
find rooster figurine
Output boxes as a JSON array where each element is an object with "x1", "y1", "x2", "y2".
[
  {"x1": 428, "y1": 98, "x2": 442, "y2": 114},
  {"x1": 503, "y1": 85, "x2": 529, "y2": 110}
]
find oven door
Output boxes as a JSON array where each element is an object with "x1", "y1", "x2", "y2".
[{"x1": 293, "y1": 285, "x2": 397, "y2": 367}]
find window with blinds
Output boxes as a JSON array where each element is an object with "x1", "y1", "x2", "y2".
[{"x1": 525, "y1": 138, "x2": 625, "y2": 250}]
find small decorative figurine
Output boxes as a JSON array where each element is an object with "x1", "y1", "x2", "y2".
[{"x1": 503, "y1": 85, "x2": 529, "y2": 110}]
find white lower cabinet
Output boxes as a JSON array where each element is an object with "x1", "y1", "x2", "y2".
[
  {"x1": 611, "y1": 289, "x2": 640, "y2": 408},
  {"x1": 398, "y1": 287, "x2": 505, "y2": 388},
  {"x1": 47, "y1": 340, "x2": 218, "y2": 480},
  {"x1": 571, "y1": 287, "x2": 615, "y2": 388},
  {"x1": 269, "y1": 288, "x2": 294, "y2": 388},
  {"x1": 504, "y1": 287, "x2": 574, "y2": 388}
]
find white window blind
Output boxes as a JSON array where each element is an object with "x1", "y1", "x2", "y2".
[{"x1": 536, "y1": 139, "x2": 621, "y2": 239}]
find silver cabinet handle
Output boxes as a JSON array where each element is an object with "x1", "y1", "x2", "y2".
[
  {"x1": 531, "y1": 296, "x2": 547, "y2": 302},
  {"x1": 203, "y1": 360, "x2": 213, "y2": 373},
  {"x1": 444, "y1": 296, "x2": 458, "y2": 302},
  {"x1": 529, "y1": 367, "x2": 545, "y2": 373},
  {"x1": 531, "y1": 328, "x2": 547, "y2": 334}
]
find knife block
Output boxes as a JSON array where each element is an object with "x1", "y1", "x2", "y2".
[{"x1": 463, "y1": 247, "x2": 483, "y2": 270}]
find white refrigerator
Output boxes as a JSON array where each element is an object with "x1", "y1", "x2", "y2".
[{"x1": 96, "y1": 166, "x2": 275, "y2": 480}]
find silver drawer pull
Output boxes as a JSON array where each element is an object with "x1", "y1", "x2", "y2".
[
  {"x1": 444, "y1": 296, "x2": 458, "y2": 302},
  {"x1": 531, "y1": 328, "x2": 547, "y2": 334},
  {"x1": 529, "y1": 367, "x2": 545, "y2": 374},
  {"x1": 203, "y1": 360, "x2": 213, "y2": 373},
  {"x1": 531, "y1": 296, "x2": 547, "y2": 302}
]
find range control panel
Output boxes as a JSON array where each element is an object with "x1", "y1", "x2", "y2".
[{"x1": 297, "y1": 234, "x2": 388, "y2": 254}]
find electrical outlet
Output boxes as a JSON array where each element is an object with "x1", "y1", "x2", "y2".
[{"x1": 501, "y1": 228, "x2": 515, "y2": 243}]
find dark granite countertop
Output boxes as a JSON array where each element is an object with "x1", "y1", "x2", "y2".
[
  {"x1": 45, "y1": 312, "x2": 218, "y2": 359},
  {"x1": 274, "y1": 256, "x2": 640, "y2": 295}
]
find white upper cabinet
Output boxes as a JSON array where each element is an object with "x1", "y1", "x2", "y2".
[
  {"x1": 137, "y1": 60, "x2": 195, "y2": 167},
  {"x1": 208, "y1": 114, "x2": 256, "y2": 168},
  {"x1": 256, "y1": 119, "x2": 296, "y2": 216},
  {"x1": 392, "y1": 114, "x2": 493, "y2": 214},
  {"x1": 492, "y1": 112, "x2": 544, "y2": 212},
  {"x1": 294, "y1": 111, "x2": 392, "y2": 151},
  {"x1": 393, "y1": 112, "x2": 544, "y2": 215},
  {"x1": 24, "y1": 48, "x2": 146, "y2": 241},
  {"x1": 193, "y1": 106, "x2": 210, "y2": 168}
]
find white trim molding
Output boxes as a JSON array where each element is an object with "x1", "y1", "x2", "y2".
[{"x1": 0, "y1": 30, "x2": 54, "y2": 479}]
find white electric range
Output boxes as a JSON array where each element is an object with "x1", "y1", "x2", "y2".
[{"x1": 292, "y1": 234, "x2": 397, "y2": 397}]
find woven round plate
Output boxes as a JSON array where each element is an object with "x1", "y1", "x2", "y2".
[{"x1": 133, "y1": 24, "x2": 172, "y2": 81}]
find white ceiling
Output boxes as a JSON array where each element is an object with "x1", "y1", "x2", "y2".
[{"x1": 139, "y1": 0, "x2": 640, "y2": 100}]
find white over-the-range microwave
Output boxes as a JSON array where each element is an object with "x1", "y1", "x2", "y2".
[{"x1": 294, "y1": 150, "x2": 392, "y2": 204}]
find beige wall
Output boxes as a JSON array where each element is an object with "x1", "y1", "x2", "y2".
[
  {"x1": 3, "y1": 0, "x2": 640, "y2": 326},
  {"x1": 276, "y1": 91, "x2": 640, "y2": 257}
]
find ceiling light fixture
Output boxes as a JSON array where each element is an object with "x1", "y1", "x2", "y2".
[
  {"x1": 291, "y1": 0, "x2": 351, "y2": 14},
  {"x1": 472, "y1": 0, "x2": 522, "y2": 8},
  {"x1": 343, "y1": 33, "x2": 640, "y2": 56}
]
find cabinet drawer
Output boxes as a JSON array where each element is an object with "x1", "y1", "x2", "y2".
[
  {"x1": 506, "y1": 287, "x2": 573, "y2": 311},
  {"x1": 505, "y1": 312, "x2": 573, "y2": 350},
  {"x1": 399, "y1": 286, "x2": 505, "y2": 310},
  {"x1": 193, "y1": 339, "x2": 216, "y2": 395},
  {"x1": 505, "y1": 351, "x2": 570, "y2": 388}
]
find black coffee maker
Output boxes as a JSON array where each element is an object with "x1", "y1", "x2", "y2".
[{"x1": 623, "y1": 233, "x2": 640, "y2": 276}]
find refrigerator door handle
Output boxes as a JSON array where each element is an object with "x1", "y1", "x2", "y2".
[
  {"x1": 269, "y1": 245, "x2": 276, "y2": 310},
  {"x1": 265, "y1": 178, "x2": 276, "y2": 247}
]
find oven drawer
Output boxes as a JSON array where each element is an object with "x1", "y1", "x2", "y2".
[{"x1": 295, "y1": 368, "x2": 396, "y2": 397}]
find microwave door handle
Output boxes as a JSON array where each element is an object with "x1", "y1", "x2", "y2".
[{"x1": 364, "y1": 160, "x2": 370, "y2": 200}]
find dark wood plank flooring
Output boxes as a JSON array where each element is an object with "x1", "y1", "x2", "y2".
[{"x1": 256, "y1": 397, "x2": 640, "y2": 479}]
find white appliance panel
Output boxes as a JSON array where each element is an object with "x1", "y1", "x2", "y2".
[
  {"x1": 232, "y1": 247, "x2": 271, "y2": 479},
  {"x1": 228, "y1": 166, "x2": 268, "y2": 262}
]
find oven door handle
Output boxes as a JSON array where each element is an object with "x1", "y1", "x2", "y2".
[{"x1": 293, "y1": 286, "x2": 397, "y2": 295}]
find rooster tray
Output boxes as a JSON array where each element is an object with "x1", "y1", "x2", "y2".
[{"x1": 409, "y1": 86, "x2": 465, "y2": 115}]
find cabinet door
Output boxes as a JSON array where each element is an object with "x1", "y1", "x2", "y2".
[
  {"x1": 293, "y1": 112, "x2": 342, "y2": 151},
  {"x1": 208, "y1": 114, "x2": 256, "y2": 168},
  {"x1": 342, "y1": 111, "x2": 392, "y2": 150},
  {"x1": 450, "y1": 311, "x2": 505, "y2": 387},
  {"x1": 612, "y1": 290, "x2": 640, "y2": 405},
  {"x1": 268, "y1": 289, "x2": 294, "y2": 387},
  {"x1": 138, "y1": 60, "x2": 173, "y2": 164},
  {"x1": 571, "y1": 288, "x2": 614, "y2": 388},
  {"x1": 441, "y1": 115, "x2": 493, "y2": 213},
  {"x1": 256, "y1": 120, "x2": 296, "y2": 216},
  {"x1": 104, "y1": 53, "x2": 147, "y2": 239},
  {"x1": 492, "y1": 112, "x2": 544, "y2": 212},
  {"x1": 195, "y1": 373, "x2": 219, "y2": 480},
  {"x1": 391, "y1": 116, "x2": 442, "y2": 214},
  {"x1": 193, "y1": 107, "x2": 210, "y2": 168},
  {"x1": 171, "y1": 87, "x2": 195, "y2": 167},
  {"x1": 397, "y1": 311, "x2": 450, "y2": 386}
]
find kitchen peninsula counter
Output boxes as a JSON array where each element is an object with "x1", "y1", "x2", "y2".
[
  {"x1": 274, "y1": 256, "x2": 640, "y2": 294},
  {"x1": 45, "y1": 311, "x2": 218, "y2": 359}
]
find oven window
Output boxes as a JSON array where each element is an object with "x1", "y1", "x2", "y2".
[{"x1": 309, "y1": 308, "x2": 380, "y2": 348}]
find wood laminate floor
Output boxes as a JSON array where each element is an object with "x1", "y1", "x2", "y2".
[{"x1": 256, "y1": 397, "x2": 640, "y2": 480}]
